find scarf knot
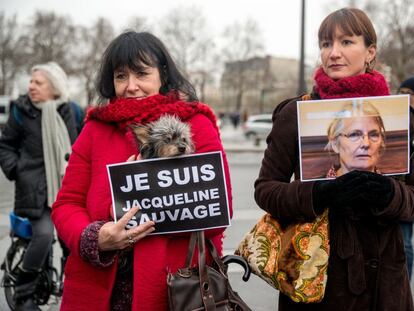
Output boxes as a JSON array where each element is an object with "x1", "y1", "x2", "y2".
[{"x1": 314, "y1": 67, "x2": 390, "y2": 99}]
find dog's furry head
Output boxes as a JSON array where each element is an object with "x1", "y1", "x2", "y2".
[{"x1": 130, "y1": 115, "x2": 194, "y2": 159}]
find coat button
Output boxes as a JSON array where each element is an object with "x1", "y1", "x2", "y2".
[{"x1": 367, "y1": 259, "x2": 379, "y2": 269}]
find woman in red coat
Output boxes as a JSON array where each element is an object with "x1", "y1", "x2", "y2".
[{"x1": 52, "y1": 31, "x2": 232, "y2": 311}]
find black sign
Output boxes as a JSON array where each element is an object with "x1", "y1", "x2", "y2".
[{"x1": 107, "y1": 151, "x2": 230, "y2": 234}]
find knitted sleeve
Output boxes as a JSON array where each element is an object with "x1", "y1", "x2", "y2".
[{"x1": 80, "y1": 221, "x2": 117, "y2": 267}]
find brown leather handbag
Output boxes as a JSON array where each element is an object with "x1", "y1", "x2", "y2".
[{"x1": 167, "y1": 231, "x2": 252, "y2": 311}]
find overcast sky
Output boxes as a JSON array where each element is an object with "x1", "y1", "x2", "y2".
[{"x1": 2, "y1": 0, "x2": 350, "y2": 64}]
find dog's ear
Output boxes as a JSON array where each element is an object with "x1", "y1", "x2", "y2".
[{"x1": 130, "y1": 124, "x2": 150, "y2": 146}]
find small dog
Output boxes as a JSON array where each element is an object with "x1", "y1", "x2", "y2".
[{"x1": 130, "y1": 115, "x2": 194, "y2": 159}]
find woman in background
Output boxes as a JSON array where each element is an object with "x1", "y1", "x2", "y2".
[{"x1": 0, "y1": 62, "x2": 77, "y2": 310}]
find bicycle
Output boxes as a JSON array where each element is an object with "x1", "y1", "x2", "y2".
[{"x1": 0, "y1": 212, "x2": 65, "y2": 310}]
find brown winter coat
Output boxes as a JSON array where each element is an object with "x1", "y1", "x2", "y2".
[{"x1": 254, "y1": 94, "x2": 414, "y2": 311}]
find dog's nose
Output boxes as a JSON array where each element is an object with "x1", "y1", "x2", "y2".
[{"x1": 178, "y1": 146, "x2": 186, "y2": 153}]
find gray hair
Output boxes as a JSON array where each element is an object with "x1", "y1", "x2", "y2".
[
  {"x1": 31, "y1": 62, "x2": 70, "y2": 102},
  {"x1": 325, "y1": 100, "x2": 386, "y2": 152}
]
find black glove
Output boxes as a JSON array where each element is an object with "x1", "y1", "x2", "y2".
[
  {"x1": 312, "y1": 171, "x2": 366, "y2": 213},
  {"x1": 334, "y1": 170, "x2": 370, "y2": 205},
  {"x1": 329, "y1": 170, "x2": 372, "y2": 219},
  {"x1": 358, "y1": 171, "x2": 394, "y2": 213},
  {"x1": 312, "y1": 179, "x2": 338, "y2": 214},
  {"x1": 331, "y1": 170, "x2": 394, "y2": 219}
]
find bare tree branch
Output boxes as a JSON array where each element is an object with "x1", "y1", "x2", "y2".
[
  {"x1": 71, "y1": 17, "x2": 115, "y2": 105},
  {"x1": 0, "y1": 12, "x2": 27, "y2": 94},
  {"x1": 22, "y1": 11, "x2": 77, "y2": 74},
  {"x1": 158, "y1": 6, "x2": 217, "y2": 101},
  {"x1": 221, "y1": 19, "x2": 264, "y2": 111},
  {"x1": 121, "y1": 16, "x2": 151, "y2": 33},
  {"x1": 365, "y1": 0, "x2": 414, "y2": 88}
]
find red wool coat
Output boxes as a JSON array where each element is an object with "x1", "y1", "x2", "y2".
[{"x1": 52, "y1": 113, "x2": 232, "y2": 311}]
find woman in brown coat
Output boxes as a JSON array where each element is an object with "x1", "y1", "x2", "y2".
[{"x1": 255, "y1": 8, "x2": 414, "y2": 311}]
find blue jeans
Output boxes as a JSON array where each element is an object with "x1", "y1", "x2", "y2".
[{"x1": 401, "y1": 222, "x2": 413, "y2": 280}]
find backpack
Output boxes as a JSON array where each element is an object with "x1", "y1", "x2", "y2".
[{"x1": 69, "y1": 101, "x2": 84, "y2": 134}]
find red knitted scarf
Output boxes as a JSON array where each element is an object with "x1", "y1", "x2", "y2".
[
  {"x1": 86, "y1": 93, "x2": 218, "y2": 132},
  {"x1": 314, "y1": 67, "x2": 390, "y2": 99}
]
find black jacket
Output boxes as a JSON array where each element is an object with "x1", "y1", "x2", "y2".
[{"x1": 0, "y1": 95, "x2": 77, "y2": 218}]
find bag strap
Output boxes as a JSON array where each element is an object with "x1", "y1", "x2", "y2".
[
  {"x1": 185, "y1": 231, "x2": 198, "y2": 267},
  {"x1": 197, "y1": 231, "x2": 217, "y2": 311},
  {"x1": 205, "y1": 238, "x2": 226, "y2": 273}
]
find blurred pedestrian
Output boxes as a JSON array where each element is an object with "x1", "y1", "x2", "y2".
[
  {"x1": 0, "y1": 61, "x2": 77, "y2": 310},
  {"x1": 230, "y1": 111, "x2": 240, "y2": 129},
  {"x1": 398, "y1": 76, "x2": 414, "y2": 280},
  {"x1": 399, "y1": 77, "x2": 414, "y2": 107},
  {"x1": 255, "y1": 8, "x2": 414, "y2": 310},
  {"x1": 51, "y1": 31, "x2": 232, "y2": 311}
]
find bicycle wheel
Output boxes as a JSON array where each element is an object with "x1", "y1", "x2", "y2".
[
  {"x1": 2, "y1": 238, "x2": 27, "y2": 311},
  {"x1": 2, "y1": 238, "x2": 53, "y2": 309}
]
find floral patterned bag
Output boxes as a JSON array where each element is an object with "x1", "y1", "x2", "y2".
[{"x1": 235, "y1": 209, "x2": 329, "y2": 303}]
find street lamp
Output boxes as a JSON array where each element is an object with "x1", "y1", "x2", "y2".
[{"x1": 298, "y1": 0, "x2": 307, "y2": 95}]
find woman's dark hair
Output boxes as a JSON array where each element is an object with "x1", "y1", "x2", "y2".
[
  {"x1": 318, "y1": 8, "x2": 377, "y2": 48},
  {"x1": 96, "y1": 31, "x2": 197, "y2": 104}
]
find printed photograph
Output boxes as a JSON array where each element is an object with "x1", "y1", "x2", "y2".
[{"x1": 297, "y1": 95, "x2": 410, "y2": 181}]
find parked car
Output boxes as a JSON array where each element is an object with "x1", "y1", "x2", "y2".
[{"x1": 242, "y1": 114, "x2": 273, "y2": 144}]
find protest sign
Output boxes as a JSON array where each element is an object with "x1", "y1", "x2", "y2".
[{"x1": 107, "y1": 151, "x2": 230, "y2": 234}]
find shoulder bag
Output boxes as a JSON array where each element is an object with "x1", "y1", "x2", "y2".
[
  {"x1": 167, "y1": 231, "x2": 252, "y2": 311},
  {"x1": 235, "y1": 209, "x2": 329, "y2": 303}
]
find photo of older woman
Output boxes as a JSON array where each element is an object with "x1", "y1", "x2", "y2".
[
  {"x1": 325, "y1": 101, "x2": 385, "y2": 177},
  {"x1": 297, "y1": 95, "x2": 409, "y2": 181}
]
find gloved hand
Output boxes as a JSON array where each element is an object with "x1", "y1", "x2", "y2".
[
  {"x1": 331, "y1": 170, "x2": 394, "y2": 219},
  {"x1": 312, "y1": 179, "x2": 338, "y2": 215},
  {"x1": 312, "y1": 170, "x2": 367, "y2": 214},
  {"x1": 334, "y1": 170, "x2": 370, "y2": 204},
  {"x1": 358, "y1": 171, "x2": 394, "y2": 213},
  {"x1": 329, "y1": 170, "x2": 371, "y2": 219}
]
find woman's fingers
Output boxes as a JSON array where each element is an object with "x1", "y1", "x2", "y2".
[
  {"x1": 98, "y1": 207, "x2": 139, "y2": 250},
  {"x1": 118, "y1": 205, "x2": 155, "y2": 240},
  {"x1": 131, "y1": 220, "x2": 155, "y2": 234},
  {"x1": 128, "y1": 221, "x2": 155, "y2": 242},
  {"x1": 127, "y1": 154, "x2": 137, "y2": 162},
  {"x1": 99, "y1": 204, "x2": 156, "y2": 251},
  {"x1": 117, "y1": 206, "x2": 140, "y2": 227}
]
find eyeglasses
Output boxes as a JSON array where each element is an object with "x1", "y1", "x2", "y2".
[{"x1": 338, "y1": 130, "x2": 381, "y2": 143}]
